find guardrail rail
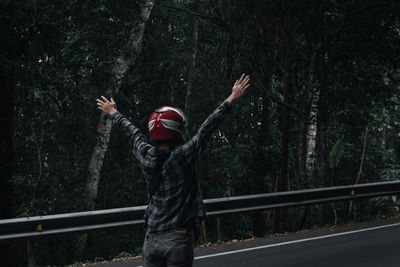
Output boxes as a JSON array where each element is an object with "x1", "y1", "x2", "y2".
[{"x1": 1, "y1": 180, "x2": 399, "y2": 242}]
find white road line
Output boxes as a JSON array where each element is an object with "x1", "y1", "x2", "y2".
[
  {"x1": 194, "y1": 222, "x2": 400, "y2": 260},
  {"x1": 135, "y1": 222, "x2": 400, "y2": 266}
]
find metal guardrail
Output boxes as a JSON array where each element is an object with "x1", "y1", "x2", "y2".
[{"x1": 1, "y1": 181, "x2": 399, "y2": 242}]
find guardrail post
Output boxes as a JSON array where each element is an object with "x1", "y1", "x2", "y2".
[
  {"x1": 216, "y1": 217, "x2": 222, "y2": 240},
  {"x1": 27, "y1": 239, "x2": 36, "y2": 267}
]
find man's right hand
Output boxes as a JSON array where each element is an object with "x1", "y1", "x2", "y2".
[
  {"x1": 96, "y1": 96, "x2": 118, "y2": 115},
  {"x1": 227, "y1": 73, "x2": 250, "y2": 104}
]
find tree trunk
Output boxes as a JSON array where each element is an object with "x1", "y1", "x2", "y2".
[
  {"x1": 253, "y1": 64, "x2": 273, "y2": 237},
  {"x1": 184, "y1": 0, "x2": 199, "y2": 120},
  {"x1": 74, "y1": 0, "x2": 154, "y2": 261},
  {"x1": 297, "y1": 0, "x2": 322, "y2": 190},
  {"x1": 273, "y1": 8, "x2": 291, "y2": 233},
  {"x1": 304, "y1": 51, "x2": 319, "y2": 177},
  {"x1": 306, "y1": 97, "x2": 319, "y2": 176},
  {"x1": 296, "y1": 49, "x2": 318, "y2": 229},
  {"x1": 297, "y1": 114, "x2": 309, "y2": 229},
  {"x1": 315, "y1": 71, "x2": 329, "y2": 188},
  {"x1": 314, "y1": 60, "x2": 330, "y2": 225},
  {"x1": 274, "y1": 77, "x2": 290, "y2": 233},
  {"x1": 297, "y1": 90, "x2": 319, "y2": 228},
  {"x1": 298, "y1": 122, "x2": 308, "y2": 187},
  {"x1": 183, "y1": 0, "x2": 207, "y2": 244},
  {"x1": 0, "y1": 64, "x2": 15, "y2": 266}
]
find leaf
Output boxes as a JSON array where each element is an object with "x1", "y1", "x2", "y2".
[
  {"x1": 329, "y1": 137, "x2": 345, "y2": 168},
  {"x1": 275, "y1": 91, "x2": 284, "y2": 102}
]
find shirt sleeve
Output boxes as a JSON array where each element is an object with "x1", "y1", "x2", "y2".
[
  {"x1": 178, "y1": 100, "x2": 232, "y2": 162},
  {"x1": 110, "y1": 111, "x2": 151, "y2": 161}
]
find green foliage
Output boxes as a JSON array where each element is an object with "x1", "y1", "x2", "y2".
[
  {"x1": 329, "y1": 137, "x2": 345, "y2": 169},
  {"x1": 116, "y1": 251, "x2": 135, "y2": 258}
]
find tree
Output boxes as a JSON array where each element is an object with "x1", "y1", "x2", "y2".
[{"x1": 75, "y1": 0, "x2": 154, "y2": 260}]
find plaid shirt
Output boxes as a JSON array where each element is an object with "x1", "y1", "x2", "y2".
[{"x1": 111, "y1": 100, "x2": 232, "y2": 233}]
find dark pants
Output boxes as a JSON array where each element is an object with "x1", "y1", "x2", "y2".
[{"x1": 142, "y1": 228, "x2": 194, "y2": 267}]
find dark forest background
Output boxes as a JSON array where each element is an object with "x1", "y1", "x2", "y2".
[{"x1": 1, "y1": 0, "x2": 400, "y2": 265}]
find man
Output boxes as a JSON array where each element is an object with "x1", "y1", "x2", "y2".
[{"x1": 96, "y1": 73, "x2": 250, "y2": 267}]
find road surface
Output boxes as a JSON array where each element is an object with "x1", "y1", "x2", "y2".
[{"x1": 85, "y1": 218, "x2": 400, "y2": 267}]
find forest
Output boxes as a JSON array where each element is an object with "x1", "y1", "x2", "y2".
[{"x1": 1, "y1": 0, "x2": 400, "y2": 266}]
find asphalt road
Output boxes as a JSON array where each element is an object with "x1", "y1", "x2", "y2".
[{"x1": 86, "y1": 218, "x2": 400, "y2": 267}]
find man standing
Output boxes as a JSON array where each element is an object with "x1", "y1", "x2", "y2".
[{"x1": 96, "y1": 74, "x2": 250, "y2": 267}]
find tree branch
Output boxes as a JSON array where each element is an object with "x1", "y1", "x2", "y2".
[
  {"x1": 160, "y1": 3, "x2": 230, "y2": 31},
  {"x1": 256, "y1": 78, "x2": 304, "y2": 116}
]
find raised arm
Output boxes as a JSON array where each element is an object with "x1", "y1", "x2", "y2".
[
  {"x1": 179, "y1": 74, "x2": 250, "y2": 160},
  {"x1": 96, "y1": 96, "x2": 150, "y2": 161}
]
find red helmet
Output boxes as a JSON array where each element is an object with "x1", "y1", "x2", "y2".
[{"x1": 148, "y1": 106, "x2": 187, "y2": 141}]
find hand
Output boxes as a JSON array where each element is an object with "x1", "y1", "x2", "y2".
[
  {"x1": 96, "y1": 96, "x2": 117, "y2": 115},
  {"x1": 227, "y1": 73, "x2": 250, "y2": 104}
]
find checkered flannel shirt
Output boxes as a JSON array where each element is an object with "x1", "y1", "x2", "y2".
[{"x1": 111, "y1": 100, "x2": 232, "y2": 233}]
